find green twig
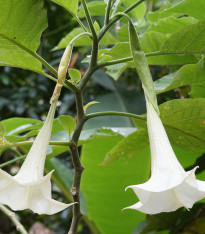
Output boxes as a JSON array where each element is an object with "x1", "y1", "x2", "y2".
[
  {"x1": 7, "y1": 147, "x2": 22, "y2": 157},
  {"x1": 0, "y1": 141, "x2": 72, "y2": 149},
  {"x1": 81, "y1": 0, "x2": 97, "y2": 41},
  {"x1": 104, "y1": 0, "x2": 113, "y2": 25},
  {"x1": 86, "y1": 111, "x2": 146, "y2": 121},
  {"x1": 0, "y1": 155, "x2": 26, "y2": 168},
  {"x1": 110, "y1": 12, "x2": 132, "y2": 22},
  {"x1": 0, "y1": 204, "x2": 28, "y2": 234},
  {"x1": 98, "y1": 0, "x2": 146, "y2": 41},
  {"x1": 75, "y1": 16, "x2": 88, "y2": 32},
  {"x1": 68, "y1": 91, "x2": 86, "y2": 234},
  {"x1": 68, "y1": 3, "x2": 100, "y2": 232},
  {"x1": 98, "y1": 50, "x2": 205, "y2": 68}
]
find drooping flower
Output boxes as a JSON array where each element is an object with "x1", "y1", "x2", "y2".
[
  {"x1": 124, "y1": 98, "x2": 205, "y2": 214},
  {"x1": 0, "y1": 101, "x2": 74, "y2": 215}
]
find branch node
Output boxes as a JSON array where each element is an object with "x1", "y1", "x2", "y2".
[
  {"x1": 80, "y1": 166, "x2": 84, "y2": 173},
  {"x1": 9, "y1": 212, "x2": 15, "y2": 217},
  {"x1": 71, "y1": 187, "x2": 77, "y2": 196}
]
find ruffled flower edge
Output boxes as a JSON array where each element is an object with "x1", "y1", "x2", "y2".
[{"x1": 0, "y1": 169, "x2": 75, "y2": 215}]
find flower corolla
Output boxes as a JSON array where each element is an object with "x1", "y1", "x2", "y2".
[
  {"x1": 124, "y1": 98, "x2": 205, "y2": 214},
  {"x1": 0, "y1": 101, "x2": 74, "y2": 214}
]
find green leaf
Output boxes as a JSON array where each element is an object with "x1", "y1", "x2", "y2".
[
  {"x1": 55, "y1": 27, "x2": 116, "y2": 49},
  {"x1": 133, "y1": 99, "x2": 205, "y2": 153},
  {"x1": 47, "y1": 127, "x2": 136, "y2": 159},
  {"x1": 147, "y1": 1, "x2": 174, "y2": 22},
  {"x1": 98, "y1": 42, "x2": 131, "y2": 63},
  {"x1": 81, "y1": 137, "x2": 150, "y2": 234},
  {"x1": 134, "y1": 209, "x2": 184, "y2": 234},
  {"x1": 51, "y1": 0, "x2": 79, "y2": 16},
  {"x1": 1, "y1": 118, "x2": 41, "y2": 135},
  {"x1": 147, "y1": 16, "x2": 198, "y2": 34},
  {"x1": 135, "y1": 203, "x2": 205, "y2": 234},
  {"x1": 105, "y1": 63, "x2": 129, "y2": 80},
  {"x1": 124, "y1": 0, "x2": 146, "y2": 24},
  {"x1": 58, "y1": 115, "x2": 76, "y2": 137},
  {"x1": 148, "y1": 0, "x2": 205, "y2": 21},
  {"x1": 78, "y1": 1, "x2": 106, "y2": 18},
  {"x1": 101, "y1": 129, "x2": 149, "y2": 165},
  {"x1": 160, "y1": 19, "x2": 205, "y2": 53},
  {"x1": 0, "y1": 0, "x2": 47, "y2": 74},
  {"x1": 68, "y1": 69, "x2": 81, "y2": 84},
  {"x1": 141, "y1": 31, "x2": 198, "y2": 65},
  {"x1": 154, "y1": 59, "x2": 205, "y2": 94},
  {"x1": 79, "y1": 128, "x2": 135, "y2": 145},
  {"x1": 173, "y1": 146, "x2": 203, "y2": 171},
  {"x1": 0, "y1": 122, "x2": 9, "y2": 147},
  {"x1": 0, "y1": 123, "x2": 6, "y2": 138},
  {"x1": 191, "y1": 81, "x2": 205, "y2": 98},
  {"x1": 55, "y1": 28, "x2": 91, "y2": 49}
]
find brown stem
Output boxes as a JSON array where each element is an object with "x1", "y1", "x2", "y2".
[
  {"x1": 68, "y1": 144, "x2": 84, "y2": 234},
  {"x1": 68, "y1": 90, "x2": 86, "y2": 234}
]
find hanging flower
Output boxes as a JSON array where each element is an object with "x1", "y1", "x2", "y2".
[
  {"x1": 124, "y1": 98, "x2": 205, "y2": 214},
  {"x1": 0, "y1": 101, "x2": 74, "y2": 215}
]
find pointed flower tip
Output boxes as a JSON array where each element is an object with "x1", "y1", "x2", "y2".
[{"x1": 125, "y1": 186, "x2": 132, "y2": 192}]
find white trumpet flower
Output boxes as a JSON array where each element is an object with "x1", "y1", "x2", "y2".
[
  {"x1": 0, "y1": 101, "x2": 74, "y2": 215},
  {"x1": 124, "y1": 98, "x2": 205, "y2": 214}
]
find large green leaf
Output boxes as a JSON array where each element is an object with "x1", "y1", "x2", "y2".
[
  {"x1": 160, "y1": 19, "x2": 205, "y2": 53},
  {"x1": 0, "y1": 0, "x2": 47, "y2": 74},
  {"x1": 124, "y1": 0, "x2": 146, "y2": 24},
  {"x1": 133, "y1": 99, "x2": 205, "y2": 152},
  {"x1": 51, "y1": 0, "x2": 79, "y2": 16},
  {"x1": 154, "y1": 59, "x2": 205, "y2": 94},
  {"x1": 1, "y1": 118, "x2": 41, "y2": 135},
  {"x1": 81, "y1": 137, "x2": 150, "y2": 234},
  {"x1": 48, "y1": 126, "x2": 137, "y2": 159},
  {"x1": 148, "y1": 0, "x2": 205, "y2": 21},
  {"x1": 98, "y1": 42, "x2": 131, "y2": 63},
  {"x1": 101, "y1": 129, "x2": 149, "y2": 165},
  {"x1": 54, "y1": 28, "x2": 91, "y2": 49},
  {"x1": 58, "y1": 115, "x2": 76, "y2": 138},
  {"x1": 55, "y1": 26, "x2": 116, "y2": 49},
  {"x1": 78, "y1": 1, "x2": 106, "y2": 18},
  {"x1": 191, "y1": 81, "x2": 205, "y2": 98},
  {"x1": 141, "y1": 31, "x2": 197, "y2": 65},
  {"x1": 147, "y1": 16, "x2": 197, "y2": 34}
]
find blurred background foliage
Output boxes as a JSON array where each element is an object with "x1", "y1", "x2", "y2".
[{"x1": 0, "y1": 0, "x2": 205, "y2": 233}]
